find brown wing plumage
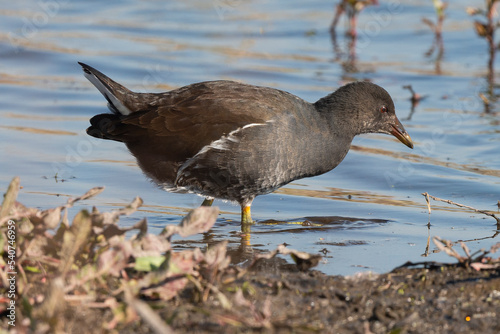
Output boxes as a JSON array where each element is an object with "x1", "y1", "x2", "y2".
[{"x1": 89, "y1": 81, "x2": 297, "y2": 154}]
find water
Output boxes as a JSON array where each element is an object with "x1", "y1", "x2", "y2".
[{"x1": 1, "y1": 0, "x2": 498, "y2": 276}]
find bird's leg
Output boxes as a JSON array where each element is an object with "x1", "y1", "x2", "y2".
[
  {"x1": 241, "y1": 205, "x2": 252, "y2": 224},
  {"x1": 240, "y1": 198, "x2": 255, "y2": 225},
  {"x1": 201, "y1": 197, "x2": 214, "y2": 207}
]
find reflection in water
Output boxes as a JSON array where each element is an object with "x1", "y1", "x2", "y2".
[
  {"x1": 173, "y1": 214, "x2": 389, "y2": 269},
  {"x1": 467, "y1": 3, "x2": 500, "y2": 113},
  {"x1": 277, "y1": 186, "x2": 421, "y2": 209},
  {"x1": 421, "y1": 221, "x2": 431, "y2": 257},
  {"x1": 350, "y1": 145, "x2": 500, "y2": 178},
  {"x1": 24, "y1": 190, "x2": 72, "y2": 199},
  {"x1": 329, "y1": 0, "x2": 379, "y2": 75},
  {"x1": 3, "y1": 113, "x2": 88, "y2": 122},
  {"x1": 401, "y1": 85, "x2": 424, "y2": 121},
  {"x1": 422, "y1": 0, "x2": 446, "y2": 75},
  {"x1": 423, "y1": 30, "x2": 444, "y2": 75},
  {"x1": 87, "y1": 159, "x2": 137, "y2": 167},
  {"x1": 277, "y1": 180, "x2": 498, "y2": 216},
  {"x1": 423, "y1": 25, "x2": 444, "y2": 75},
  {"x1": 330, "y1": 16, "x2": 357, "y2": 74},
  {"x1": 330, "y1": 31, "x2": 358, "y2": 74},
  {"x1": 0, "y1": 125, "x2": 77, "y2": 136},
  {"x1": 257, "y1": 215, "x2": 388, "y2": 233}
]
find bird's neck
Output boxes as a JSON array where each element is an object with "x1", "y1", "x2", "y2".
[
  {"x1": 315, "y1": 94, "x2": 363, "y2": 135},
  {"x1": 290, "y1": 114, "x2": 355, "y2": 179}
]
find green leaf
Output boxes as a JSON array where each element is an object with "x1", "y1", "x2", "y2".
[{"x1": 134, "y1": 256, "x2": 167, "y2": 272}]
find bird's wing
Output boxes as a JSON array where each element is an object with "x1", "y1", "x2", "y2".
[{"x1": 100, "y1": 81, "x2": 303, "y2": 159}]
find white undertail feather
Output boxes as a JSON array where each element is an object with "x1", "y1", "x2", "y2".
[{"x1": 83, "y1": 70, "x2": 132, "y2": 115}]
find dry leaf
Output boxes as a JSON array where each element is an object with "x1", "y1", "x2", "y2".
[
  {"x1": 59, "y1": 210, "x2": 92, "y2": 274},
  {"x1": 470, "y1": 262, "x2": 500, "y2": 271},
  {"x1": 93, "y1": 197, "x2": 143, "y2": 226},
  {"x1": 31, "y1": 207, "x2": 62, "y2": 229},
  {"x1": 0, "y1": 176, "x2": 20, "y2": 219},
  {"x1": 98, "y1": 240, "x2": 133, "y2": 277},
  {"x1": 177, "y1": 206, "x2": 219, "y2": 237},
  {"x1": 204, "y1": 241, "x2": 231, "y2": 271},
  {"x1": 131, "y1": 233, "x2": 171, "y2": 256},
  {"x1": 66, "y1": 186, "x2": 105, "y2": 207},
  {"x1": 473, "y1": 20, "x2": 488, "y2": 37}
]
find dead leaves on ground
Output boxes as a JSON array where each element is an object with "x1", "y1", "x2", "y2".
[{"x1": 0, "y1": 176, "x2": 321, "y2": 332}]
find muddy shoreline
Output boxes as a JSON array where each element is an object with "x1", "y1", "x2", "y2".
[
  {"x1": 162, "y1": 263, "x2": 500, "y2": 334},
  {"x1": 1, "y1": 179, "x2": 499, "y2": 333},
  {"x1": 45, "y1": 261, "x2": 500, "y2": 333}
]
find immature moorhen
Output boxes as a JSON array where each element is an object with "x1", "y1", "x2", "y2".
[{"x1": 80, "y1": 62, "x2": 413, "y2": 224}]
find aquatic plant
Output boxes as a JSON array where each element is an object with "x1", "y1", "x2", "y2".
[
  {"x1": 422, "y1": 0, "x2": 447, "y2": 74},
  {"x1": 467, "y1": 0, "x2": 500, "y2": 111},
  {"x1": 330, "y1": 0, "x2": 379, "y2": 37},
  {"x1": 330, "y1": 0, "x2": 379, "y2": 73}
]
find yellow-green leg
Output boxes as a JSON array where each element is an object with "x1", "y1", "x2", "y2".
[
  {"x1": 240, "y1": 204, "x2": 253, "y2": 244},
  {"x1": 240, "y1": 198, "x2": 255, "y2": 225},
  {"x1": 241, "y1": 205, "x2": 253, "y2": 225}
]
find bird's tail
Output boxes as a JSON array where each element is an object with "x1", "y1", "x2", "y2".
[
  {"x1": 78, "y1": 62, "x2": 133, "y2": 115},
  {"x1": 86, "y1": 113, "x2": 123, "y2": 141}
]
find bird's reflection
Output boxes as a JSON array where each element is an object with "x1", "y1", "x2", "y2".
[
  {"x1": 468, "y1": 4, "x2": 500, "y2": 113},
  {"x1": 329, "y1": 0, "x2": 379, "y2": 75},
  {"x1": 422, "y1": 1, "x2": 446, "y2": 75},
  {"x1": 423, "y1": 24, "x2": 444, "y2": 75},
  {"x1": 177, "y1": 215, "x2": 389, "y2": 270},
  {"x1": 402, "y1": 85, "x2": 425, "y2": 121}
]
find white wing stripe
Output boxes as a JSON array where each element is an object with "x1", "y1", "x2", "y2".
[{"x1": 175, "y1": 121, "x2": 271, "y2": 185}]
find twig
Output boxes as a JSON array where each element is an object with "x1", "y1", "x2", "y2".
[
  {"x1": 421, "y1": 192, "x2": 500, "y2": 225},
  {"x1": 423, "y1": 192, "x2": 431, "y2": 215},
  {"x1": 124, "y1": 284, "x2": 175, "y2": 334},
  {"x1": 433, "y1": 236, "x2": 467, "y2": 262}
]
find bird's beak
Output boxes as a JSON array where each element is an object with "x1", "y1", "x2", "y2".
[{"x1": 391, "y1": 118, "x2": 413, "y2": 149}]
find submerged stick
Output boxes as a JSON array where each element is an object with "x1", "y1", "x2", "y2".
[
  {"x1": 423, "y1": 192, "x2": 431, "y2": 215},
  {"x1": 421, "y1": 192, "x2": 500, "y2": 225}
]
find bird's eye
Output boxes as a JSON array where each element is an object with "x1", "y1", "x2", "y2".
[{"x1": 380, "y1": 106, "x2": 388, "y2": 113}]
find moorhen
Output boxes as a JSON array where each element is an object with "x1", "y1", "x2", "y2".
[{"x1": 80, "y1": 62, "x2": 413, "y2": 224}]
